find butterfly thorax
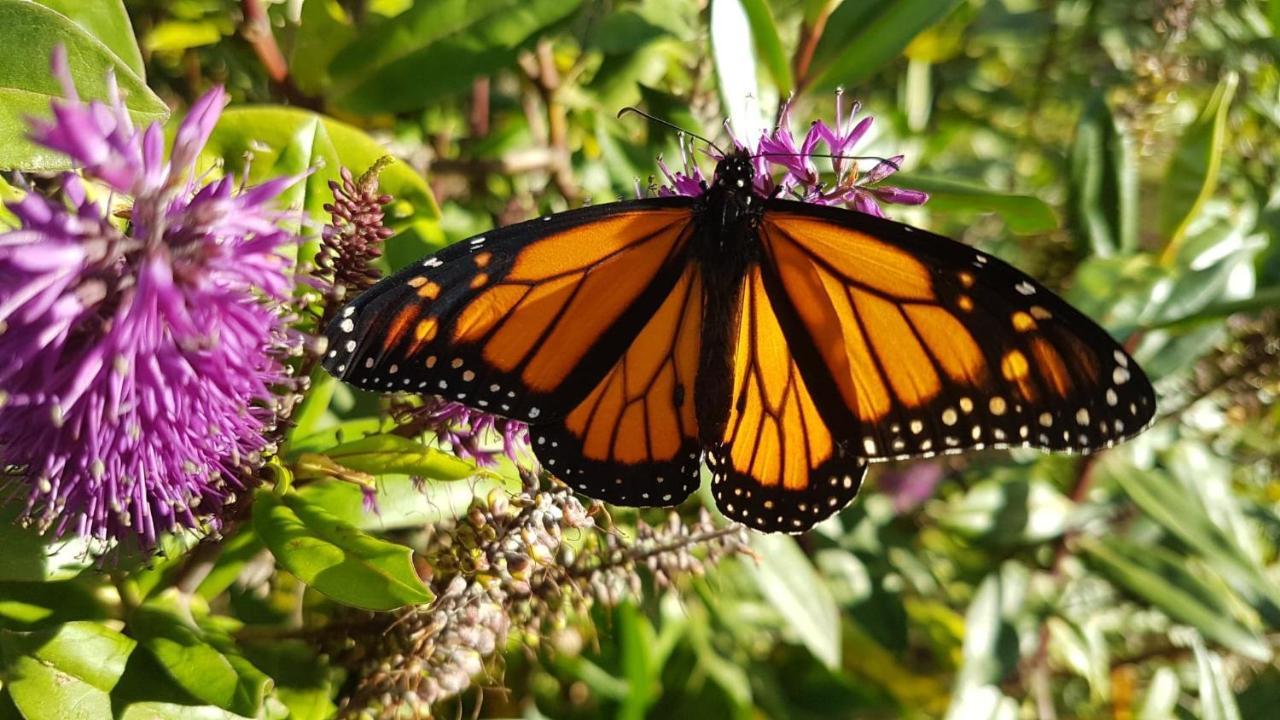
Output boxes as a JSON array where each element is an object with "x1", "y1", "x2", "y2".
[{"x1": 692, "y1": 152, "x2": 765, "y2": 445}]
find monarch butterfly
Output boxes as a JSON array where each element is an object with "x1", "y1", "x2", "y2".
[{"x1": 322, "y1": 149, "x2": 1155, "y2": 533}]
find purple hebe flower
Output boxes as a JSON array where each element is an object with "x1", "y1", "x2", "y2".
[
  {"x1": 0, "y1": 48, "x2": 300, "y2": 551},
  {"x1": 411, "y1": 397, "x2": 530, "y2": 469},
  {"x1": 660, "y1": 91, "x2": 929, "y2": 216}
]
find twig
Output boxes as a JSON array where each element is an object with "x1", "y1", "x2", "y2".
[
  {"x1": 520, "y1": 41, "x2": 581, "y2": 205},
  {"x1": 792, "y1": 1, "x2": 837, "y2": 96},
  {"x1": 239, "y1": 0, "x2": 322, "y2": 110}
]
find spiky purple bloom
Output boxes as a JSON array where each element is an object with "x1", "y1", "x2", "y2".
[
  {"x1": 0, "y1": 49, "x2": 299, "y2": 551},
  {"x1": 659, "y1": 91, "x2": 928, "y2": 216}
]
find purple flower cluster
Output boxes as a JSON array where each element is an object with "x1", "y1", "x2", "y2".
[
  {"x1": 659, "y1": 92, "x2": 928, "y2": 215},
  {"x1": 412, "y1": 396, "x2": 530, "y2": 469},
  {"x1": 0, "y1": 49, "x2": 299, "y2": 551}
]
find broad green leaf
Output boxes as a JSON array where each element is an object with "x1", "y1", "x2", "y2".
[
  {"x1": 129, "y1": 592, "x2": 272, "y2": 717},
  {"x1": 892, "y1": 173, "x2": 1058, "y2": 235},
  {"x1": 738, "y1": 0, "x2": 792, "y2": 95},
  {"x1": 805, "y1": 0, "x2": 963, "y2": 93},
  {"x1": 0, "y1": 504, "x2": 92, "y2": 582},
  {"x1": 33, "y1": 0, "x2": 144, "y2": 78},
  {"x1": 252, "y1": 490, "x2": 433, "y2": 610},
  {"x1": 289, "y1": 0, "x2": 358, "y2": 95},
  {"x1": 317, "y1": 433, "x2": 477, "y2": 480},
  {"x1": 119, "y1": 703, "x2": 249, "y2": 720},
  {"x1": 287, "y1": 417, "x2": 393, "y2": 457},
  {"x1": 710, "y1": 0, "x2": 766, "y2": 143},
  {"x1": 1068, "y1": 95, "x2": 1137, "y2": 257},
  {"x1": 746, "y1": 534, "x2": 841, "y2": 669},
  {"x1": 1158, "y1": 73, "x2": 1238, "y2": 264},
  {"x1": 588, "y1": 10, "x2": 672, "y2": 54},
  {"x1": 1079, "y1": 537, "x2": 1270, "y2": 661},
  {"x1": 0, "y1": 621, "x2": 135, "y2": 720},
  {"x1": 300, "y1": 474, "x2": 504, "y2": 531},
  {"x1": 0, "y1": 580, "x2": 107, "y2": 628},
  {"x1": 143, "y1": 20, "x2": 226, "y2": 54},
  {"x1": 953, "y1": 563, "x2": 1025, "y2": 693},
  {"x1": 617, "y1": 601, "x2": 660, "y2": 719},
  {"x1": 0, "y1": 0, "x2": 168, "y2": 170},
  {"x1": 937, "y1": 478, "x2": 1073, "y2": 545},
  {"x1": 199, "y1": 106, "x2": 438, "y2": 227},
  {"x1": 240, "y1": 640, "x2": 334, "y2": 720},
  {"x1": 195, "y1": 529, "x2": 266, "y2": 601},
  {"x1": 1190, "y1": 632, "x2": 1243, "y2": 720},
  {"x1": 327, "y1": 0, "x2": 583, "y2": 114}
]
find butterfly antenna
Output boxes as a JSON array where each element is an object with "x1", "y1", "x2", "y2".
[
  {"x1": 618, "y1": 107, "x2": 724, "y2": 155},
  {"x1": 753, "y1": 151, "x2": 900, "y2": 171}
]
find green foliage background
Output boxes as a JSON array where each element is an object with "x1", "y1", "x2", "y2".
[{"x1": 0, "y1": 0, "x2": 1278, "y2": 718}]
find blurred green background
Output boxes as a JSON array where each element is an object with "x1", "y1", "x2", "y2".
[{"x1": 2, "y1": 0, "x2": 1279, "y2": 718}]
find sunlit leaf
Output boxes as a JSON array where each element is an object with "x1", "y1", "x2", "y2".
[
  {"x1": 252, "y1": 490, "x2": 433, "y2": 610},
  {"x1": 747, "y1": 534, "x2": 841, "y2": 669},
  {"x1": 1068, "y1": 94, "x2": 1137, "y2": 257},
  {"x1": 315, "y1": 433, "x2": 477, "y2": 480},
  {"x1": 328, "y1": 0, "x2": 583, "y2": 114},
  {"x1": 1158, "y1": 73, "x2": 1238, "y2": 263},
  {"x1": 893, "y1": 173, "x2": 1058, "y2": 235},
  {"x1": 0, "y1": 622, "x2": 135, "y2": 720},
  {"x1": 129, "y1": 592, "x2": 272, "y2": 717},
  {"x1": 806, "y1": 0, "x2": 963, "y2": 93},
  {"x1": 710, "y1": 0, "x2": 766, "y2": 143},
  {"x1": 0, "y1": 0, "x2": 168, "y2": 171},
  {"x1": 34, "y1": 0, "x2": 144, "y2": 77},
  {"x1": 1079, "y1": 537, "x2": 1270, "y2": 662}
]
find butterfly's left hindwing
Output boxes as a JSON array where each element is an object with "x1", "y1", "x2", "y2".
[
  {"x1": 707, "y1": 265, "x2": 868, "y2": 533},
  {"x1": 324, "y1": 198, "x2": 697, "y2": 425}
]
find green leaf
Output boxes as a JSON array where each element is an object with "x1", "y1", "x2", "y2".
[
  {"x1": 287, "y1": 370, "x2": 338, "y2": 448},
  {"x1": 0, "y1": 621, "x2": 135, "y2": 720},
  {"x1": 746, "y1": 534, "x2": 841, "y2": 669},
  {"x1": 199, "y1": 106, "x2": 438, "y2": 227},
  {"x1": 937, "y1": 478, "x2": 1074, "y2": 545},
  {"x1": 1139, "y1": 667, "x2": 1181, "y2": 720},
  {"x1": 1158, "y1": 73, "x2": 1238, "y2": 264},
  {"x1": 319, "y1": 433, "x2": 477, "y2": 480},
  {"x1": 0, "y1": 580, "x2": 107, "y2": 629},
  {"x1": 289, "y1": 0, "x2": 357, "y2": 95},
  {"x1": 0, "y1": 0, "x2": 168, "y2": 171},
  {"x1": 738, "y1": 0, "x2": 792, "y2": 95},
  {"x1": 1153, "y1": 284, "x2": 1280, "y2": 329},
  {"x1": 327, "y1": 0, "x2": 583, "y2": 114},
  {"x1": 129, "y1": 592, "x2": 271, "y2": 717},
  {"x1": 239, "y1": 640, "x2": 334, "y2": 720},
  {"x1": 1106, "y1": 464, "x2": 1280, "y2": 611},
  {"x1": 118, "y1": 703, "x2": 249, "y2": 720},
  {"x1": 0, "y1": 504, "x2": 92, "y2": 582},
  {"x1": 710, "y1": 0, "x2": 766, "y2": 142},
  {"x1": 33, "y1": 0, "x2": 144, "y2": 78},
  {"x1": 143, "y1": 20, "x2": 225, "y2": 54},
  {"x1": 300, "y1": 473, "x2": 504, "y2": 531},
  {"x1": 1079, "y1": 536, "x2": 1270, "y2": 661},
  {"x1": 893, "y1": 173, "x2": 1058, "y2": 235},
  {"x1": 953, "y1": 563, "x2": 1025, "y2": 692},
  {"x1": 252, "y1": 490, "x2": 433, "y2": 610},
  {"x1": 1190, "y1": 632, "x2": 1244, "y2": 720},
  {"x1": 0, "y1": 174, "x2": 19, "y2": 227},
  {"x1": 805, "y1": 0, "x2": 963, "y2": 93},
  {"x1": 1068, "y1": 94, "x2": 1137, "y2": 257}
]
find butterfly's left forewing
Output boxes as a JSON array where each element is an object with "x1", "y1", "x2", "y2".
[{"x1": 324, "y1": 199, "x2": 697, "y2": 425}]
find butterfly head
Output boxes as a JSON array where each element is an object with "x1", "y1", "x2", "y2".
[{"x1": 712, "y1": 152, "x2": 756, "y2": 194}]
